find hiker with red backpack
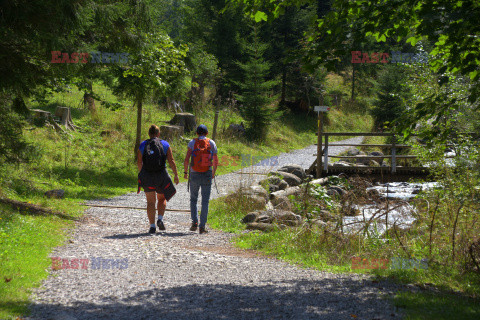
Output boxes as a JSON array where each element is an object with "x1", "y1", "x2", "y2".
[
  {"x1": 183, "y1": 124, "x2": 218, "y2": 234},
  {"x1": 137, "y1": 125, "x2": 179, "y2": 234}
]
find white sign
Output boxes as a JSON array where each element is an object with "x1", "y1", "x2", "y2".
[{"x1": 314, "y1": 106, "x2": 330, "y2": 112}]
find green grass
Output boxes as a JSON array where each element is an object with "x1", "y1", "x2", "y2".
[
  {"x1": 0, "y1": 204, "x2": 73, "y2": 319},
  {"x1": 394, "y1": 291, "x2": 480, "y2": 320},
  {"x1": 208, "y1": 177, "x2": 480, "y2": 320}
]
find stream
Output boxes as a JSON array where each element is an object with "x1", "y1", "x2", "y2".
[{"x1": 341, "y1": 181, "x2": 439, "y2": 236}]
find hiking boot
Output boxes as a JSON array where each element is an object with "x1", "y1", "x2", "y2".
[
  {"x1": 190, "y1": 222, "x2": 198, "y2": 231},
  {"x1": 199, "y1": 227, "x2": 208, "y2": 234},
  {"x1": 149, "y1": 227, "x2": 156, "y2": 234},
  {"x1": 157, "y1": 220, "x2": 166, "y2": 231}
]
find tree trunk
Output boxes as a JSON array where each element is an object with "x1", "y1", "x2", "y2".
[
  {"x1": 134, "y1": 98, "x2": 143, "y2": 161},
  {"x1": 83, "y1": 81, "x2": 96, "y2": 113},
  {"x1": 54, "y1": 107, "x2": 78, "y2": 131},
  {"x1": 351, "y1": 65, "x2": 356, "y2": 100},
  {"x1": 281, "y1": 66, "x2": 287, "y2": 105}
]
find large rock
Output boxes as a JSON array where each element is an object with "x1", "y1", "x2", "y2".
[
  {"x1": 310, "y1": 178, "x2": 329, "y2": 185},
  {"x1": 246, "y1": 222, "x2": 276, "y2": 232},
  {"x1": 270, "y1": 186, "x2": 301, "y2": 201},
  {"x1": 160, "y1": 125, "x2": 184, "y2": 140},
  {"x1": 168, "y1": 113, "x2": 196, "y2": 132},
  {"x1": 273, "y1": 171, "x2": 301, "y2": 187},
  {"x1": 226, "y1": 123, "x2": 245, "y2": 137},
  {"x1": 259, "y1": 176, "x2": 283, "y2": 193},
  {"x1": 333, "y1": 161, "x2": 351, "y2": 167},
  {"x1": 260, "y1": 176, "x2": 281, "y2": 186},
  {"x1": 271, "y1": 196, "x2": 292, "y2": 211},
  {"x1": 327, "y1": 186, "x2": 347, "y2": 198},
  {"x1": 278, "y1": 180, "x2": 288, "y2": 190},
  {"x1": 347, "y1": 148, "x2": 361, "y2": 156},
  {"x1": 368, "y1": 151, "x2": 385, "y2": 164},
  {"x1": 241, "y1": 212, "x2": 259, "y2": 224},
  {"x1": 247, "y1": 195, "x2": 267, "y2": 209},
  {"x1": 272, "y1": 210, "x2": 302, "y2": 226},
  {"x1": 277, "y1": 164, "x2": 306, "y2": 181},
  {"x1": 356, "y1": 154, "x2": 381, "y2": 166}
]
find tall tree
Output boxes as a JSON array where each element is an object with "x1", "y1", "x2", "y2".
[
  {"x1": 371, "y1": 65, "x2": 411, "y2": 129},
  {"x1": 112, "y1": 32, "x2": 190, "y2": 159},
  {"x1": 236, "y1": 26, "x2": 278, "y2": 140}
]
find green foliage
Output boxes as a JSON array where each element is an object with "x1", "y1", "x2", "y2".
[
  {"x1": 236, "y1": 26, "x2": 279, "y2": 140},
  {"x1": 0, "y1": 103, "x2": 30, "y2": 164},
  {"x1": 236, "y1": 0, "x2": 480, "y2": 139},
  {"x1": 370, "y1": 65, "x2": 411, "y2": 129},
  {"x1": 114, "y1": 32, "x2": 190, "y2": 102}
]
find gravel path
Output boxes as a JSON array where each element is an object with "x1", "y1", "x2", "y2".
[{"x1": 27, "y1": 137, "x2": 405, "y2": 320}]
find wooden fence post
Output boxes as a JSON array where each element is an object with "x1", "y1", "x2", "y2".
[
  {"x1": 316, "y1": 111, "x2": 323, "y2": 178},
  {"x1": 391, "y1": 135, "x2": 397, "y2": 174},
  {"x1": 212, "y1": 97, "x2": 220, "y2": 141},
  {"x1": 323, "y1": 134, "x2": 329, "y2": 172}
]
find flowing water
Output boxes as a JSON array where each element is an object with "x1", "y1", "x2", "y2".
[{"x1": 341, "y1": 182, "x2": 439, "y2": 235}]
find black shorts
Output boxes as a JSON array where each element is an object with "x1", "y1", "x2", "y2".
[
  {"x1": 143, "y1": 186, "x2": 165, "y2": 193},
  {"x1": 137, "y1": 169, "x2": 176, "y2": 201}
]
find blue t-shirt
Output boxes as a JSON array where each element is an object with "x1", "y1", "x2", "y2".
[
  {"x1": 139, "y1": 139, "x2": 170, "y2": 168},
  {"x1": 188, "y1": 136, "x2": 217, "y2": 172}
]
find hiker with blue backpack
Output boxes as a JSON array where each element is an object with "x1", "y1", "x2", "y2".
[
  {"x1": 137, "y1": 125, "x2": 179, "y2": 234},
  {"x1": 183, "y1": 124, "x2": 218, "y2": 234}
]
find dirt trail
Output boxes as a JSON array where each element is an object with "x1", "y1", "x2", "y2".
[{"x1": 27, "y1": 139, "x2": 404, "y2": 320}]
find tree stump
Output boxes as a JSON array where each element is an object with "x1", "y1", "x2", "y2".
[
  {"x1": 55, "y1": 107, "x2": 78, "y2": 131},
  {"x1": 31, "y1": 109, "x2": 64, "y2": 133},
  {"x1": 160, "y1": 125, "x2": 184, "y2": 141},
  {"x1": 168, "y1": 113, "x2": 196, "y2": 132}
]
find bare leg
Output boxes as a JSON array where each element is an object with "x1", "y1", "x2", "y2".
[
  {"x1": 157, "y1": 193, "x2": 166, "y2": 219},
  {"x1": 145, "y1": 191, "x2": 156, "y2": 225}
]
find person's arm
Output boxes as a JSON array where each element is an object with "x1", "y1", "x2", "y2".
[
  {"x1": 137, "y1": 150, "x2": 143, "y2": 172},
  {"x1": 183, "y1": 149, "x2": 192, "y2": 180},
  {"x1": 166, "y1": 147, "x2": 179, "y2": 184},
  {"x1": 212, "y1": 154, "x2": 218, "y2": 178}
]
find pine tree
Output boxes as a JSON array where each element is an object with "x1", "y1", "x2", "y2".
[
  {"x1": 236, "y1": 26, "x2": 279, "y2": 141},
  {"x1": 371, "y1": 65, "x2": 411, "y2": 129}
]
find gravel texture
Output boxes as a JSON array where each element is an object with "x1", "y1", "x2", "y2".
[{"x1": 27, "y1": 138, "x2": 406, "y2": 320}]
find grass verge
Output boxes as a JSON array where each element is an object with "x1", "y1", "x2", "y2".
[
  {"x1": 208, "y1": 185, "x2": 480, "y2": 320},
  {"x1": 0, "y1": 204, "x2": 74, "y2": 319}
]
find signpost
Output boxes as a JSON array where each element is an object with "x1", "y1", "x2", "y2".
[{"x1": 314, "y1": 106, "x2": 330, "y2": 178}]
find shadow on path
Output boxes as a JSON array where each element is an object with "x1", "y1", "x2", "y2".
[{"x1": 29, "y1": 278, "x2": 400, "y2": 320}]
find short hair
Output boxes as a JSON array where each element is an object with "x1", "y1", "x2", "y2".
[
  {"x1": 196, "y1": 124, "x2": 208, "y2": 135},
  {"x1": 148, "y1": 124, "x2": 160, "y2": 137}
]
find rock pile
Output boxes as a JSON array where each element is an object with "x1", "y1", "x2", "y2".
[
  {"x1": 333, "y1": 148, "x2": 386, "y2": 167},
  {"x1": 236, "y1": 164, "x2": 350, "y2": 231}
]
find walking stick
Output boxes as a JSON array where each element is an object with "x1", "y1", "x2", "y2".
[{"x1": 213, "y1": 174, "x2": 219, "y2": 194}]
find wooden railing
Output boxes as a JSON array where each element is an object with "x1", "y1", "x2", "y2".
[{"x1": 317, "y1": 132, "x2": 413, "y2": 174}]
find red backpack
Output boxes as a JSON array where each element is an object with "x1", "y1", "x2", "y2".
[{"x1": 191, "y1": 138, "x2": 212, "y2": 172}]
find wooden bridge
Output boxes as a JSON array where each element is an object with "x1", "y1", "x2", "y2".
[{"x1": 308, "y1": 132, "x2": 435, "y2": 181}]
